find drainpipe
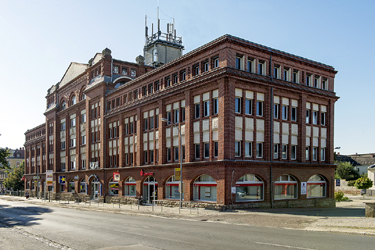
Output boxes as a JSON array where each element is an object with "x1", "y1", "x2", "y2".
[{"x1": 270, "y1": 53, "x2": 274, "y2": 208}]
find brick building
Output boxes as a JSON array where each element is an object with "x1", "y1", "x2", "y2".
[{"x1": 24, "y1": 23, "x2": 338, "y2": 208}]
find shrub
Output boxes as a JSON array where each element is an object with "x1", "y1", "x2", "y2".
[
  {"x1": 334, "y1": 191, "x2": 349, "y2": 202},
  {"x1": 354, "y1": 177, "x2": 373, "y2": 190},
  {"x1": 347, "y1": 180, "x2": 356, "y2": 186}
]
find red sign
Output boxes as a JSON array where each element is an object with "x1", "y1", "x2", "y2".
[
  {"x1": 113, "y1": 172, "x2": 120, "y2": 181},
  {"x1": 140, "y1": 169, "x2": 153, "y2": 176}
]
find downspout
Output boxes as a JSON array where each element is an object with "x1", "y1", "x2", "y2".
[{"x1": 269, "y1": 53, "x2": 274, "y2": 208}]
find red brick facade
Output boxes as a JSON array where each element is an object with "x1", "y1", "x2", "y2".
[{"x1": 24, "y1": 35, "x2": 338, "y2": 208}]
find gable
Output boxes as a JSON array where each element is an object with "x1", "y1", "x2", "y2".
[{"x1": 59, "y1": 62, "x2": 88, "y2": 88}]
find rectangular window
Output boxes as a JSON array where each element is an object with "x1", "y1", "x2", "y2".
[
  {"x1": 173, "y1": 74, "x2": 178, "y2": 84},
  {"x1": 204, "y1": 101, "x2": 209, "y2": 117},
  {"x1": 321, "y1": 148, "x2": 325, "y2": 161},
  {"x1": 314, "y1": 77, "x2": 320, "y2": 88},
  {"x1": 283, "y1": 68, "x2": 290, "y2": 81},
  {"x1": 213, "y1": 98, "x2": 218, "y2": 115},
  {"x1": 130, "y1": 153, "x2": 133, "y2": 165},
  {"x1": 306, "y1": 74, "x2": 312, "y2": 86},
  {"x1": 213, "y1": 57, "x2": 219, "y2": 68},
  {"x1": 144, "y1": 151, "x2": 148, "y2": 164},
  {"x1": 291, "y1": 107, "x2": 297, "y2": 122},
  {"x1": 182, "y1": 146, "x2": 185, "y2": 160},
  {"x1": 214, "y1": 141, "x2": 218, "y2": 158},
  {"x1": 174, "y1": 147, "x2": 179, "y2": 161},
  {"x1": 203, "y1": 61, "x2": 209, "y2": 72},
  {"x1": 181, "y1": 107, "x2": 186, "y2": 122},
  {"x1": 236, "y1": 55, "x2": 243, "y2": 70},
  {"x1": 256, "y1": 143, "x2": 263, "y2": 158},
  {"x1": 235, "y1": 141, "x2": 241, "y2": 157},
  {"x1": 61, "y1": 122, "x2": 66, "y2": 131},
  {"x1": 144, "y1": 118, "x2": 148, "y2": 131},
  {"x1": 180, "y1": 70, "x2": 186, "y2": 81},
  {"x1": 193, "y1": 64, "x2": 199, "y2": 76},
  {"x1": 274, "y1": 66, "x2": 279, "y2": 79},
  {"x1": 282, "y1": 105, "x2": 288, "y2": 120},
  {"x1": 130, "y1": 122, "x2": 134, "y2": 134},
  {"x1": 195, "y1": 104, "x2": 200, "y2": 119},
  {"x1": 274, "y1": 104, "x2": 279, "y2": 119},
  {"x1": 247, "y1": 59, "x2": 254, "y2": 73},
  {"x1": 61, "y1": 141, "x2": 66, "y2": 150},
  {"x1": 258, "y1": 61, "x2": 265, "y2": 75},
  {"x1": 81, "y1": 135, "x2": 86, "y2": 145},
  {"x1": 204, "y1": 143, "x2": 209, "y2": 158},
  {"x1": 167, "y1": 111, "x2": 171, "y2": 123},
  {"x1": 313, "y1": 147, "x2": 318, "y2": 161},
  {"x1": 195, "y1": 144, "x2": 200, "y2": 159},
  {"x1": 256, "y1": 101, "x2": 263, "y2": 116},
  {"x1": 306, "y1": 147, "x2": 310, "y2": 160},
  {"x1": 245, "y1": 99, "x2": 252, "y2": 115},
  {"x1": 167, "y1": 148, "x2": 171, "y2": 162},
  {"x1": 82, "y1": 159, "x2": 86, "y2": 169},
  {"x1": 273, "y1": 144, "x2": 279, "y2": 159},
  {"x1": 165, "y1": 77, "x2": 171, "y2": 87},
  {"x1": 306, "y1": 109, "x2": 310, "y2": 124},
  {"x1": 81, "y1": 114, "x2": 86, "y2": 123},
  {"x1": 235, "y1": 97, "x2": 242, "y2": 114},
  {"x1": 150, "y1": 116, "x2": 154, "y2": 129},
  {"x1": 70, "y1": 139, "x2": 76, "y2": 148},
  {"x1": 313, "y1": 111, "x2": 318, "y2": 125},
  {"x1": 155, "y1": 81, "x2": 160, "y2": 91},
  {"x1": 291, "y1": 145, "x2": 296, "y2": 160},
  {"x1": 174, "y1": 109, "x2": 179, "y2": 123},
  {"x1": 321, "y1": 112, "x2": 326, "y2": 126},
  {"x1": 322, "y1": 78, "x2": 328, "y2": 90},
  {"x1": 245, "y1": 142, "x2": 252, "y2": 157},
  {"x1": 293, "y1": 70, "x2": 299, "y2": 83},
  {"x1": 282, "y1": 145, "x2": 287, "y2": 159}
]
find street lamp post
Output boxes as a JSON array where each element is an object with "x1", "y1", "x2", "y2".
[{"x1": 161, "y1": 118, "x2": 183, "y2": 213}]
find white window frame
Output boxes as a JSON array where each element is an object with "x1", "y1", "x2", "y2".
[
  {"x1": 282, "y1": 145, "x2": 287, "y2": 159},
  {"x1": 245, "y1": 141, "x2": 252, "y2": 157},
  {"x1": 235, "y1": 141, "x2": 241, "y2": 157},
  {"x1": 256, "y1": 143, "x2": 263, "y2": 158}
]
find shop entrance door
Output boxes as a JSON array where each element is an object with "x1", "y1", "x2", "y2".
[
  {"x1": 143, "y1": 176, "x2": 157, "y2": 205},
  {"x1": 91, "y1": 182, "x2": 100, "y2": 200}
]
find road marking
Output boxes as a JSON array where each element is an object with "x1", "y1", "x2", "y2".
[{"x1": 255, "y1": 242, "x2": 316, "y2": 250}]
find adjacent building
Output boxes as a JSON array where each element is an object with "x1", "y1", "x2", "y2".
[
  {"x1": 0, "y1": 147, "x2": 24, "y2": 190},
  {"x1": 24, "y1": 23, "x2": 338, "y2": 208}
]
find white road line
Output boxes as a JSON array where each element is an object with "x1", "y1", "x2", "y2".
[{"x1": 255, "y1": 242, "x2": 316, "y2": 250}]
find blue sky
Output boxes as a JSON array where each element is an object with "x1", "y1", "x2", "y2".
[{"x1": 0, "y1": 0, "x2": 373, "y2": 155}]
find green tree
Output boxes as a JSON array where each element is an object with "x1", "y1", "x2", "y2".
[
  {"x1": 354, "y1": 177, "x2": 373, "y2": 190},
  {"x1": 335, "y1": 161, "x2": 360, "y2": 180},
  {"x1": 0, "y1": 147, "x2": 10, "y2": 170},
  {"x1": 4, "y1": 161, "x2": 25, "y2": 191}
]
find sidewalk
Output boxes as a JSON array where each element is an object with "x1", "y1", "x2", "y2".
[{"x1": 1, "y1": 195, "x2": 375, "y2": 236}]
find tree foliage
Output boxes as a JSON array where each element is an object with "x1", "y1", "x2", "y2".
[
  {"x1": 354, "y1": 177, "x2": 373, "y2": 190},
  {"x1": 335, "y1": 161, "x2": 360, "y2": 181},
  {"x1": 4, "y1": 161, "x2": 25, "y2": 191},
  {"x1": 0, "y1": 148, "x2": 10, "y2": 170}
]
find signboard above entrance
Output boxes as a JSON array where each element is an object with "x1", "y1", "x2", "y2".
[{"x1": 140, "y1": 169, "x2": 153, "y2": 176}]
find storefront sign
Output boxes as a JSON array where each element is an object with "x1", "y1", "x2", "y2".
[
  {"x1": 59, "y1": 176, "x2": 66, "y2": 184},
  {"x1": 301, "y1": 182, "x2": 307, "y2": 195},
  {"x1": 33, "y1": 176, "x2": 40, "y2": 180},
  {"x1": 336, "y1": 179, "x2": 341, "y2": 186},
  {"x1": 140, "y1": 169, "x2": 153, "y2": 176},
  {"x1": 113, "y1": 172, "x2": 120, "y2": 181},
  {"x1": 46, "y1": 170, "x2": 53, "y2": 186},
  {"x1": 74, "y1": 175, "x2": 79, "y2": 180},
  {"x1": 231, "y1": 187, "x2": 236, "y2": 194},
  {"x1": 174, "y1": 168, "x2": 180, "y2": 181}
]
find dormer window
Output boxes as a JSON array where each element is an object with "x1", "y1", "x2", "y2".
[
  {"x1": 122, "y1": 67, "x2": 128, "y2": 75},
  {"x1": 131, "y1": 69, "x2": 136, "y2": 77},
  {"x1": 113, "y1": 66, "x2": 119, "y2": 74}
]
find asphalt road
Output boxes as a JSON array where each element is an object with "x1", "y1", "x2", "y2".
[{"x1": 0, "y1": 199, "x2": 374, "y2": 250}]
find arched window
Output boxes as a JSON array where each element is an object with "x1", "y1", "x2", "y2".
[
  {"x1": 307, "y1": 175, "x2": 326, "y2": 198},
  {"x1": 79, "y1": 178, "x2": 86, "y2": 193},
  {"x1": 71, "y1": 95, "x2": 76, "y2": 106},
  {"x1": 61, "y1": 101, "x2": 66, "y2": 110},
  {"x1": 69, "y1": 179, "x2": 75, "y2": 192},
  {"x1": 165, "y1": 176, "x2": 183, "y2": 199},
  {"x1": 193, "y1": 174, "x2": 217, "y2": 202},
  {"x1": 274, "y1": 174, "x2": 297, "y2": 200},
  {"x1": 235, "y1": 174, "x2": 264, "y2": 202},
  {"x1": 124, "y1": 176, "x2": 136, "y2": 196},
  {"x1": 81, "y1": 93, "x2": 86, "y2": 100},
  {"x1": 108, "y1": 178, "x2": 119, "y2": 196}
]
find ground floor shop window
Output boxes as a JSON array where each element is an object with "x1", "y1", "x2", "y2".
[
  {"x1": 193, "y1": 174, "x2": 217, "y2": 202},
  {"x1": 80, "y1": 179, "x2": 86, "y2": 193},
  {"x1": 235, "y1": 174, "x2": 263, "y2": 202},
  {"x1": 274, "y1": 174, "x2": 297, "y2": 199},
  {"x1": 165, "y1": 176, "x2": 183, "y2": 199},
  {"x1": 69, "y1": 179, "x2": 75, "y2": 192},
  {"x1": 124, "y1": 176, "x2": 136, "y2": 196},
  {"x1": 307, "y1": 174, "x2": 326, "y2": 198},
  {"x1": 108, "y1": 178, "x2": 119, "y2": 196}
]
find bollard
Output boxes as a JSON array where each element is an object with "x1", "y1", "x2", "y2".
[
  {"x1": 119, "y1": 199, "x2": 120, "y2": 209},
  {"x1": 190, "y1": 202, "x2": 191, "y2": 214}
]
